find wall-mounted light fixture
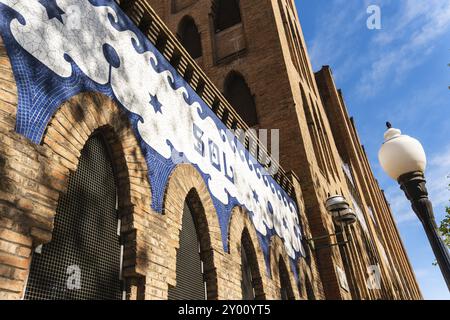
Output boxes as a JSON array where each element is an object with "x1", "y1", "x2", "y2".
[{"x1": 307, "y1": 195, "x2": 356, "y2": 250}]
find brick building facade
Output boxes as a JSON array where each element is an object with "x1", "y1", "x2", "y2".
[{"x1": 0, "y1": 0, "x2": 421, "y2": 300}]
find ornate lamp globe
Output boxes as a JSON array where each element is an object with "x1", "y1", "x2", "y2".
[
  {"x1": 325, "y1": 195, "x2": 356, "y2": 226},
  {"x1": 378, "y1": 122, "x2": 427, "y2": 181},
  {"x1": 334, "y1": 208, "x2": 357, "y2": 226},
  {"x1": 325, "y1": 195, "x2": 349, "y2": 213},
  {"x1": 378, "y1": 122, "x2": 450, "y2": 289}
]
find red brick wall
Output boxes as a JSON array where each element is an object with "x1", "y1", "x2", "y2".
[
  {"x1": 0, "y1": 34, "x2": 311, "y2": 300},
  {"x1": 140, "y1": 0, "x2": 421, "y2": 299}
]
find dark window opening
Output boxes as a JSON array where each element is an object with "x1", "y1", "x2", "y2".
[
  {"x1": 240, "y1": 228, "x2": 263, "y2": 300},
  {"x1": 305, "y1": 277, "x2": 316, "y2": 300},
  {"x1": 177, "y1": 16, "x2": 202, "y2": 59},
  {"x1": 314, "y1": 103, "x2": 339, "y2": 179},
  {"x1": 168, "y1": 201, "x2": 206, "y2": 300},
  {"x1": 241, "y1": 244, "x2": 255, "y2": 300},
  {"x1": 224, "y1": 72, "x2": 258, "y2": 127},
  {"x1": 300, "y1": 86, "x2": 326, "y2": 174},
  {"x1": 212, "y1": 0, "x2": 242, "y2": 32},
  {"x1": 138, "y1": 14, "x2": 152, "y2": 35},
  {"x1": 279, "y1": 258, "x2": 294, "y2": 300},
  {"x1": 24, "y1": 134, "x2": 123, "y2": 300},
  {"x1": 278, "y1": 0, "x2": 300, "y2": 74},
  {"x1": 118, "y1": 0, "x2": 136, "y2": 16}
]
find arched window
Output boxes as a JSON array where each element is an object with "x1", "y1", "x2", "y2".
[
  {"x1": 241, "y1": 244, "x2": 254, "y2": 299},
  {"x1": 300, "y1": 85, "x2": 327, "y2": 174},
  {"x1": 279, "y1": 257, "x2": 295, "y2": 300},
  {"x1": 313, "y1": 101, "x2": 339, "y2": 179},
  {"x1": 278, "y1": 0, "x2": 300, "y2": 74},
  {"x1": 24, "y1": 134, "x2": 123, "y2": 300},
  {"x1": 301, "y1": 243, "x2": 316, "y2": 300},
  {"x1": 305, "y1": 276, "x2": 316, "y2": 300},
  {"x1": 224, "y1": 72, "x2": 258, "y2": 127},
  {"x1": 212, "y1": 0, "x2": 242, "y2": 32},
  {"x1": 240, "y1": 228, "x2": 264, "y2": 300},
  {"x1": 177, "y1": 16, "x2": 202, "y2": 59},
  {"x1": 168, "y1": 200, "x2": 206, "y2": 300}
]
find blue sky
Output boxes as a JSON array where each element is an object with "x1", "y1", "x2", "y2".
[{"x1": 294, "y1": 0, "x2": 450, "y2": 299}]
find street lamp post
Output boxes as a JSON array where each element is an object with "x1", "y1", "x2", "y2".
[{"x1": 378, "y1": 123, "x2": 450, "y2": 290}]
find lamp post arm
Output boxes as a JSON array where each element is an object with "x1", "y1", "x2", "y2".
[{"x1": 399, "y1": 171, "x2": 450, "y2": 290}]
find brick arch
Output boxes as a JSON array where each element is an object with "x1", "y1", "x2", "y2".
[
  {"x1": 228, "y1": 206, "x2": 268, "y2": 299},
  {"x1": 42, "y1": 92, "x2": 152, "y2": 206},
  {"x1": 176, "y1": 15, "x2": 202, "y2": 59},
  {"x1": 297, "y1": 257, "x2": 316, "y2": 300},
  {"x1": 297, "y1": 238, "x2": 324, "y2": 300},
  {"x1": 162, "y1": 164, "x2": 223, "y2": 299},
  {"x1": 39, "y1": 92, "x2": 153, "y2": 298},
  {"x1": 0, "y1": 40, "x2": 155, "y2": 297},
  {"x1": 223, "y1": 70, "x2": 258, "y2": 127},
  {"x1": 223, "y1": 69, "x2": 252, "y2": 88},
  {"x1": 269, "y1": 235, "x2": 300, "y2": 300}
]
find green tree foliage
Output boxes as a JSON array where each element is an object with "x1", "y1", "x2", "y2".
[
  {"x1": 433, "y1": 183, "x2": 449, "y2": 266},
  {"x1": 439, "y1": 204, "x2": 450, "y2": 249}
]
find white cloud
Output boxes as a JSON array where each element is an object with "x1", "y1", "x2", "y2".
[
  {"x1": 301, "y1": 0, "x2": 450, "y2": 95},
  {"x1": 414, "y1": 266, "x2": 450, "y2": 300},
  {"x1": 303, "y1": 0, "x2": 450, "y2": 95},
  {"x1": 306, "y1": 0, "x2": 363, "y2": 77},
  {"x1": 373, "y1": 0, "x2": 430, "y2": 45},
  {"x1": 357, "y1": 0, "x2": 450, "y2": 96},
  {"x1": 413, "y1": 268, "x2": 431, "y2": 278},
  {"x1": 426, "y1": 146, "x2": 450, "y2": 217},
  {"x1": 385, "y1": 188, "x2": 415, "y2": 224}
]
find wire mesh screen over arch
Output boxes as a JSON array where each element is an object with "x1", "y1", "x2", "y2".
[
  {"x1": 24, "y1": 134, "x2": 123, "y2": 300},
  {"x1": 168, "y1": 201, "x2": 206, "y2": 300},
  {"x1": 241, "y1": 244, "x2": 255, "y2": 300}
]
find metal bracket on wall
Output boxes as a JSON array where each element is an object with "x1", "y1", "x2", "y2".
[{"x1": 306, "y1": 231, "x2": 352, "y2": 251}]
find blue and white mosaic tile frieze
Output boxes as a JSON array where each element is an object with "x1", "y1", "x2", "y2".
[{"x1": 0, "y1": 0, "x2": 305, "y2": 272}]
